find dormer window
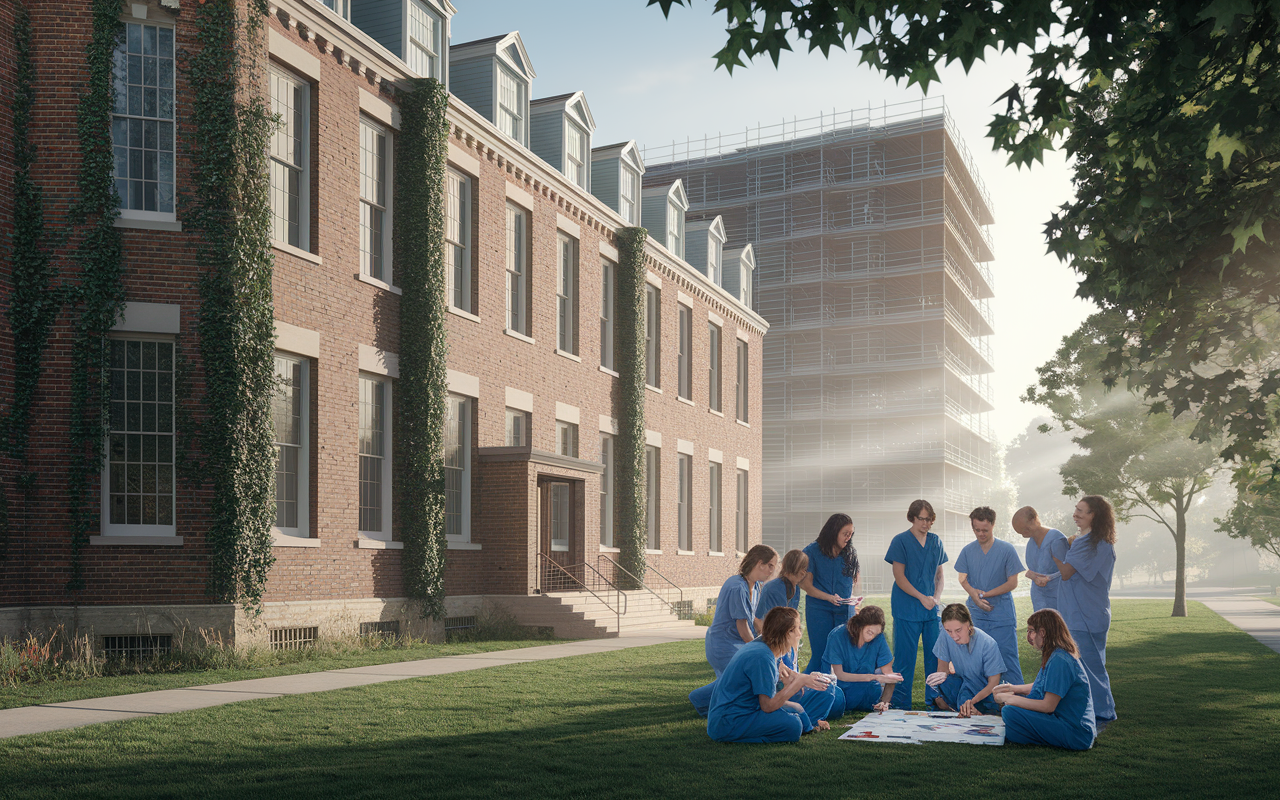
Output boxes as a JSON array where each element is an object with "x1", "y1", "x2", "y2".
[
  {"x1": 498, "y1": 65, "x2": 526, "y2": 143},
  {"x1": 709, "y1": 238, "x2": 723, "y2": 285},
  {"x1": 620, "y1": 166, "x2": 638, "y2": 225},
  {"x1": 666, "y1": 201, "x2": 683, "y2": 258},
  {"x1": 407, "y1": 0, "x2": 442, "y2": 79},
  {"x1": 565, "y1": 122, "x2": 587, "y2": 188},
  {"x1": 322, "y1": 0, "x2": 350, "y2": 21}
]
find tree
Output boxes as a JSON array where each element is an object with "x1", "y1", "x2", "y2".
[
  {"x1": 1004, "y1": 416, "x2": 1081, "y2": 531},
  {"x1": 652, "y1": 0, "x2": 1280, "y2": 471},
  {"x1": 1026, "y1": 312, "x2": 1227, "y2": 616},
  {"x1": 1218, "y1": 461, "x2": 1280, "y2": 568}
]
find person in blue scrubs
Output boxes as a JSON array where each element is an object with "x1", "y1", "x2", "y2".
[
  {"x1": 800, "y1": 514, "x2": 860, "y2": 673},
  {"x1": 1013, "y1": 506, "x2": 1070, "y2": 612},
  {"x1": 994, "y1": 609, "x2": 1097, "y2": 750},
  {"x1": 821, "y1": 604, "x2": 902, "y2": 714},
  {"x1": 1053, "y1": 495, "x2": 1118, "y2": 726},
  {"x1": 955, "y1": 506, "x2": 1025, "y2": 684},
  {"x1": 707, "y1": 606, "x2": 836, "y2": 743},
  {"x1": 755, "y1": 549, "x2": 810, "y2": 669},
  {"x1": 926, "y1": 603, "x2": 1006, "y2": 716},
  {"x1": 885, "y1": 499, "x2": 947, "y2": 708},
  {"x1": 689, "y1": 545, "x2": 779, "y2": 716}
]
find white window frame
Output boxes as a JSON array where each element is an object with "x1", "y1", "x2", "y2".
[
  {"x1": 557, "y1": 421, "x2": 579, "y2": 458},
  {"x1": 600, "y1": 258, "x2": 615, "y2": 371},
  {"x1": 445, "y1": 168, "x2": 472, "y2": 313},
  {"x1": 619, "y1": 166, "x2": 638, "y2": 225},
  {"x1": 677, "y1": 304, "x2": 692, "y2": 401},
  {"x1": 269, "y1": 64, "x2": 310, "y2": 251},
  {"x1": 645, "y1": 284, "x2": 660, "y2": 388},
  {"x1": 405, "y1": 0, "x2": 442, "y2": 79},
  {"x1": 736, "y1": 468, "x2": 749, "y2": 552},
  {"x1": 358, "y1": 374, "x2": 394, "y2": 540},
  {"x1": 272, "y1": 353, "x2": 310, "y2": 539},
  {"x1": 709, "y1": 238, "x2": 723, "y2": 285},
  {"x1": 505, "y1": 407, "x2": 527, "y2": 447},
  {"x1": 600, "y1": 433, "x2": 614, "y2": 547},
  {"x1": 565, "y1": 121, "x2": 587, "y2": 188},
  {"x1": 360, "y1": 117, "x2": 393, "y2": 284},
  {"x1": 444, "y1": 393, "x2": 472, "y2": 544},
  {"x1": 709, "y1": 461, "x2": 722, "y2": 553},
  {"x1": 321, "y1": 0, "x2": 350, "y2": 21},
  {"x1": 736, "y1": 338, "x2": 749, "y2": 423},
  {"x1": 678, "y1": 452, "x2": 692, "y2": 551},
  {"x1": 557, "y1": 233, "x2": 579, "y2": 355},
  {"x1": 708, "y1": 322, "x2": 722, "y2": 412},
  {"x1": 666, "y1": 201, "x2": 683, "y2": 257},
  {"x1": 506, "y1": 203, "x2": 529, "y2": 335},
  {"x1": 741, "y1": 262, "x2": 753, "y2": 308},
  {"x1": 497, "y1": 64, "x2": 526, "y2": 144},
  {"x1": 646, "y1": 445, "x2": 661, "y2": 550},
  {"x1": 112, "y1": 19, "x2": 177, "y2": 222},
  {"x1": 549, "y1": 482, "x2": 571, "y2": 552}
]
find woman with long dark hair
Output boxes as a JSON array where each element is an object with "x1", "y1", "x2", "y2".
[
  {"x1": 994, "y1": 609, "x2": 1097, "y2": 750},
  {"x1": 821, "y1": 604, "x2": 901, "y2": 714},
  {"x1": 1051, "y1": 495, "x2": 1117, "y2": 726},
  {"x1": 799, "y1": 513, "x2": 860, "y2": 673}
]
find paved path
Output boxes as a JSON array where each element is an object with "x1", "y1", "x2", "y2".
[
  {"x1": 1198, "y1": 595, "x2": 1280, "y2": 655},
  {"x1": 0, "y1": 626, "x2": 705, "y2": 740}
]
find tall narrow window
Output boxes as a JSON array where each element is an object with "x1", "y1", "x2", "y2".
[
  {"x1": 360, "y1": 118, "x2": 389, "y2": 282},
  {"x1": 505, "y1": 408, "x2": 526, "y2": 447},
  {"x1": 740, "y1": 262, "x2": 753, "y2": 308},
  {"x1": 645, "y1": 285, "x2": 660, "y2": 388},
  {"x1": 445, "y1": 169, "x2": 471, "y2": 311},
  {"x1": 666, "y1": 201, "x2": 683, "y2": 257},
  {"x1": 736, "y1": 339, "x2": 749, "y2": 423},
  {"x1": 550, "y1": 483, "x2": 571, "y2": 552},
  {"x1": 557, "y1": 421, "x2": 579, "y2": 458},
  {"x1": 359, "y1": 376, "x2": 389, "y2": 534},
  {"x1": 105, "y1": 339, "x2": 175, "y2": 534},
  {"x1": 678, "y1": 453, "x2": 692, "y2": 551},
  {"x1": 444, "y1": 394, "x2": 469, "y2": 540},
  {"x1": 708, "y1": 323, "x2": 722, "y2": 412},
  {"x1": 565, "y1": 122, "x2": 587, "y2": 187},
  {"x1": 646, "y1": 445, "x2": 661, "y2": 550},
  {"x1": 600, "y1": 258, "x2": 615, "y2": 370},
  {"x1": 406, "y1": 0, "x2": 441, "y2": 79},
  {"x1": 736, "y1": 468, "x2": 748, "y2": 552},
  {"x1": 600, "y1": 434, "x2": 614, "y2": 547},
  {"x1": 678, "y1": 305, "x2": 692, "y2": 401},
  {"x1": 709, "y1": 461, "x2": 722, "y2": 553},
  {"x1": 269, "y1": 66, "x2": 308, "y2": 249},
  {"x1": 619, "y1": 167, "x2": 638, "y2": 225},
  {"x1": 272, "y1": 354, "x2": 309, "y2": 536},
  {"x1": 111, "y1": 22, "x2": 175, "y2": 217},
  {"x1": 506, "y1": 203, "x2": 528, "y2": 335},
  {"x1": 557, "y1": 234, "x2": 579, "y2": 354},
  {"x1": 498, "y1": 66, "x2": 525, "y2": 143},
  {"x1": 708, "y1": 239, "x2": 723, "y2": 285}
]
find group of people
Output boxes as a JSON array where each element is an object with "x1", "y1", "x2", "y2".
[{"x1": 690, "y1": 497, "x2": 1119, "y2": 749}]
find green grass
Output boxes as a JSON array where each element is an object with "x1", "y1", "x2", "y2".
[{"x1": 1, "y1": 600, "x2": 1277, "y2": 798}]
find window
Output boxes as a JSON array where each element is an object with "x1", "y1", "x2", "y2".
[
  {"x1": 678, "y1": 453, "x2": 692, "y2": 551},
  {"x1": 550, "y1": 483, "x2": 571, "y2": 552},
  {"x1": 709, "y1": 461, "x2": 722, "y2": 552},
  {"x1": 740, "y1": 262, "x2": 753, "y2": 308},
  {"x1": 736, "y1": 469, "x2": 748, "y2": 552},
  {"x1": 619, "y1": 166, "x2": 638, "y2": 225},
  {"x1": 445, "y1": 394, "x2": 470, "y2": 540},
  {"x1": 321, "y1": 0, "x2": 350, "y2": 20},
  {"x1": 407, "y1": 0, "x2": 442, "y2": 79},
  {"x1": 506, "y1": 203, "x2": 528, "y2": 334},
  {"x1": 557, "y1": 234, "x2": 579, "y2": 354},
  {"x1": 677, "y1": 305, "x2": 692, "y2": 401},
  {"x1": 565, "y1": 122, "x2": 587, "y2": 187},
  {"x1": 557, "y1": 421, "x2": 579, "y2": 458},
  {"x1": 600, "y1": 434, "x2": 614, "y2": 547},
  {"x1": 498, "y1": 66, "x2": 526, "y2": 143},
  {"x1": 111, "y1": 21, "x2": 175, "y2": 217},
  {"x1": 360, "y1": 118, "x2": 390, "y2": 282},
  {"x1": 269, "y1": 65, "x2": 308, "y2": 249},
  {"x1": 709, "y1": 239, "x2": 723, "y2": 285},
  {"x1": 736, "y1": 339, "x2": 749, "y2": 423},
  {"x1": 645, "y1": 285, "x2": 660, "y2": 388},
  {"x1": 445, "y1": 169, "x2": 471, "y2": 311},
  {"x1": 359, "y1": 376, "x2": 391, "y2": 535},
  {"x1": 708, "y1": 323, "x2": 722, "y2": 412},
  {"x1": 272, "y1": 354, "x2": 309, "y2": 536},
  {"x1": 600, "y1": 259, "x2": 615, "y2": 370},
  {"x1": 105, "y1": 339, "x2": 175, "y2": 534},
  {"x1": 505, "y1": 408, "x2": 527, "y2": 447},
  {"x1": 646, "y1": 445, "x2": 660, "y2": 550},
  {"x1": 666, "y1": 201, "x2": 683, "y2": 257}
]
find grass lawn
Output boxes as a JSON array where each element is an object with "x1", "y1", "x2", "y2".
[{"x1": 2, "y1": 599, "x2": 1278, "y2": 799}]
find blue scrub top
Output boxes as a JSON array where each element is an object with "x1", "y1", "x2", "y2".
[
  {"x1": 955, "y1": 538, "x2": 1025, "y2": 627},
  {"x1": 821, "y1": 628, "x2": 893, "y2": 680},
  {"x1": 885, "y1": 530, "x2": 949, "y2": 621},
  {"x1": 1025, "y1": 529, "x2": 1069, "y2": 609},
  {"x1": 1057, "y1": 533, "x2": 1115, "y2": 633},
  {"x1": 932, "y1": 627, "x2": 1006, "y2": 700},
  {"x1": 708, "y1": 639, "x2": 779, "y2": 738},
  {"x1": 1028, "y1": 648, "x2": 1096, "y2": 744},
  {"x1": 802, "y1": 541, "x2": 854, "y2": 602},
  {"x1": 755, "y1": 576, "x2": 802, "y2": 622},
  {"x1": 706, "y1": 575, "x2": 759, "y2": 673}
]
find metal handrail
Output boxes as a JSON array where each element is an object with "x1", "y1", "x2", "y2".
[
  {"x1": 537, "y1": 553, "x2": 626, "y2": 633},
  {"x1": 598, "y1": 555, "x2": 685, "y2": 616}
]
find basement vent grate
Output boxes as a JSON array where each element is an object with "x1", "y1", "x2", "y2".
[
  {"x1": 101, "y1": 635, "x2": 173, "y2": 659},
  {"x1": 443, "y1": 616, "x2": 477, "y2": 631},
  {"x1": 359, "y1": 621, "x2": 400, "y2": 638},
  {"x1": 269, "y1": 626, "x2": 318, "y2": 651}
]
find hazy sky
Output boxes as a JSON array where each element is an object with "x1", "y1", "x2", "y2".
[{"x1": 452, "y1": 0, "x2": 1097, "y2": 445}]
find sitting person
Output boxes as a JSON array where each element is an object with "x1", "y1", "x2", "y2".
[
  {"x1": 993, "y1": 609, "x2": 1098, "y2": 750},
  {"x1": 821, "y1": 605, "x2": 902, "y2": 714},
  {"x1": 926, "y1": 603, "x2": 1006, "y2": 718},
  {"x1": 755, "y1": 549, "x2": 810, "y2": 672},
  {"x1": 707, "y1": 606, "x2": 835, "y2": 743}
]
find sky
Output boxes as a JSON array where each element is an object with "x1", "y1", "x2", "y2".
[{"x1": 451, "y1": 0, "x2": 1098, "y2": 446}]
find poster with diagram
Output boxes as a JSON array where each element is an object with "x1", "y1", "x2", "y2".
[{"x1": 838, "y1": 709, "x2": 1005, "y2": 745}]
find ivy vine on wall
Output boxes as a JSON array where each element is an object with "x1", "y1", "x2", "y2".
[
  {"x1": 393, "y1": 78, "x2": 451, "y2": 619},
  {"x1": 614, "y1": 227, "x2": 650, "y2": 587}
]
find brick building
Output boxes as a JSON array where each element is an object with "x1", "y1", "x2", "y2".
[{"x1": 0, "y1": 0, "x2": 766, "y2": 645}]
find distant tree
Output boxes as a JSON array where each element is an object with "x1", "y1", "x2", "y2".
[
  {"x1": 1004, "y1": 417, "x2": 1079, "y2": 531},
  {"x1": 1218, "y1": 464, "x2": 1280, "y2": 570}
]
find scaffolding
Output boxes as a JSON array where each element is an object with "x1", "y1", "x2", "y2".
[{"x1": 646, "y1": 98, "x2": 996, "y2": 593}]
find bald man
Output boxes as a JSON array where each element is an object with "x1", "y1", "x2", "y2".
[{"x1": 1012, "y1": 506, "x2": 1070, "y2": 612}]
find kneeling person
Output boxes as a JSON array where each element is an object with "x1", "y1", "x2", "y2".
[
  {"x1": 994, "y1": 609, "x2": 1097, "y2": 750},
  {"x1": 821, "y1": 605, "x2": 902, "y2": 714},
  {"x1": 927, "y1": 603, "x2": 1006, "y2": 717}
]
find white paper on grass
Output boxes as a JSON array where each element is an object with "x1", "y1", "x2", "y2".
[{"x1": 838, "y1": 709, "x2": 1005, "y2": 745}]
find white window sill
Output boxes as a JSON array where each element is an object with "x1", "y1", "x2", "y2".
[
  {"x1": 551, "y1": 544, "x2": 569, "y2": 552},
  {"x1": 646, "y1": 385, "x2": 662, "y2": 395},
  {"x1": 645, "y1": 548, "x2": 662, "y2": 555},
  {"x1": 555, "y1": 348, "x2": 582, "y2": 363},
  {"x1": 273, "y1": 241, "x2": 322, "y2": 265},
  {"x1": 736, "y1": 419, "x2": 750, "y2": 428},
  {"x1": 598, "y1": 545, "x2": 620, "y2": 553},
  {"x1": 677, "y1": 549, "x2": 695, "y2": 556},
  {"x1": 272, "y1": 532, "x2": 320, "y2": 548},
  {"x1": 90, "y1": 535, "x2": 183, "y2": 546},
  {"x1": 356, "y1": 537, "x2": 403, "y2": 549},
  {"x1": 709, "y1": 551, "x2": 726, "y2": 557},
  {"x1": 356, "y1": 272, "x2": 402, "y2": 295},
  {"x1": 709, "y1": 408, "x2": 724, "y2": 418},
  {"x1": 504, "y1": 328, "x2": 535, "y2": 345},
  {"x1": 677, "y1": 396, "x2": 694, "y2": 406},
  {"x1": 114, "y1": 216, "x2": 182, "y2": 232},
  {"x1": 447, "y1": 540, "x2": 483, "y2": 551},
  {"x1": 599, "y1": 365, "x2": 618, "y2": 378},
  {"x1": 448, "y1": 306, "x2": 481, "y2": 324}
]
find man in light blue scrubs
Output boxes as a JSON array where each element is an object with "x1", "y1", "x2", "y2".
[
  {"x1": 955, "y1": 506, "x2": 1025, "y2": 684},
  {"x1": 885, "y1": 499, "x2": 947, "y2": 709},
  {"x1": 1013, "y1": 506, "x2": 1069, "y2": 612}
]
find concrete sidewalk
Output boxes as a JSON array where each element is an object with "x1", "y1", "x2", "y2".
[
  {"x1": 1198, "y1": 596, "x2": 1280, "y2": 655},
  {"x1": 0, "y1": 625, "x2": 706, "y2": 740}
]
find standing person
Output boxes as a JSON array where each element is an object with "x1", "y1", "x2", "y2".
[
  {"x1": 955, "y1": 507, "x2": 1025, "y2": 684},
  {"x1": 821, "y1": 605, "x2": 902, "y2": 714},
  {"x1": 1052, "y1": 495, "x2": 1118, "y2": 727},
  {"x1": 689, "y1": 545, "x2": 778, "y2": 716},
  {"x1": 993, "y1": 609, "x2": 1097, "y2": 750},
  {"x1": 799, "y1": 514, "x2": 860, "y2": 673},
  {"x1": 755, "y1": 550, "x2": 810, "y2": 669},
  {"x1": 1013, "y1": 506, "x2": 1070, "y2": 612},
  {"x1": 706, "y1": 607, "x2": 836, "y2": 743},
  {"x1": 884, "y1": 499, "x2": 947, "y2": 709},
  {"x1": 926, "y1": 603, "x2": 1006, "y2": 717}
]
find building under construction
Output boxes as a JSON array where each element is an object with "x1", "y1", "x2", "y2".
[{"x1": 644, "y1": 100, "x2": 995, "y2": 591}]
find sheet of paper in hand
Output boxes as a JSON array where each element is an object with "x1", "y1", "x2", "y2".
[{"x1": 838, "y1": 709, "x2": 1005, "y2": 745}]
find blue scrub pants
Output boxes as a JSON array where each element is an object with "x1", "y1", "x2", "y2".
[
  {"x1": 689, "y1": 681, "x2": 716, "y2": 718},
  {"x1": 936, "y1": 674, "x2": 999, "y2": 715},
  {"x1": 796, "y1": 681, "x2": 842, "y2": 722},
  {"x1": 891, "y1": 614, "x2": 941, "y2": 709},
  {"x1": 838, "y1": 681, "x2": 885, "y2": 714},
  {"x1": 985, "y1": 623, "x2": 1025, "y2": 684},
  {"x1": 709, "y1": 707, "x2": 808, "y2": 743},
  {"x1": 1003, "y1": 705, "x2": 1095, "y2": 750},
  {"x1": 804, "y1": 600, "x2": 847, "y2": 673},
  {"x1": 1072, "y1": 628, "x2": 1116, "y2": 721}
]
